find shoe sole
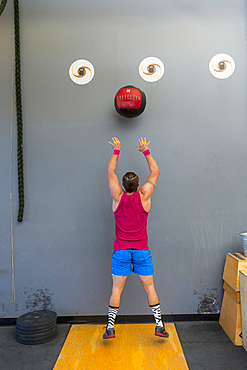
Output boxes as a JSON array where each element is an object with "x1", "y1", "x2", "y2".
[
  {"x1": 155, "y1": 332, "x2": 169, "y2": 338},
  {"x1": 103, "y1": 334, "x2": 116, "y2": 339}
]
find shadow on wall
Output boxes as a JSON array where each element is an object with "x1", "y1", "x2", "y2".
[
  {"x1": 195, "y1": 297, "x2": 220, "y2": 314},
  {"x1": 23, "y1": 287, "x2": 55, "y2": 311}
]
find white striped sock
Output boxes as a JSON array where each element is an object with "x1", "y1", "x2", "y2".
[
  {"x1": 107, "y1": 306, "x2": 119, "y2": 329},
  {"x1": 151, "y1": 304, "x2": 163, "y2": 328}
]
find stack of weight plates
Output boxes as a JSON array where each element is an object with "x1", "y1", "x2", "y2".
[{"x1": 16, "y1": 310, "x2": 57, "y2": 345}]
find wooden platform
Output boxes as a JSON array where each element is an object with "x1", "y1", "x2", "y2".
[{"x1": 53, "y1": 323, "x2": 189, "y2": 370}]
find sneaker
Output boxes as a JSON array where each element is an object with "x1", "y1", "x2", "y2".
[
  {"x1": 103, "y1": 327, "x2": 115, "y2": 339},
  {"x1": 155, "y1": 325, "x2": 169, "y2": 338}
]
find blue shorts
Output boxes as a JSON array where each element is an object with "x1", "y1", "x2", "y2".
[{"x1": 111, "y1": 249, "x2": 155, "y2": 276}]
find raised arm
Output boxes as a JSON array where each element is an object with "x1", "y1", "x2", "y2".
[
  {"x1": 107, "y1": 137, "x2": 124, "y2": 205},
  {"x1": 137, "y1": 137, "x2": 160, "y2": 201}
]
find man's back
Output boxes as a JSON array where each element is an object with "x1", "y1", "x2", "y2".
[{"x1": 113, "y1": 192, "x2": 149, "y2": 251}]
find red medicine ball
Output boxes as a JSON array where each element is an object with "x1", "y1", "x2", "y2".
[{"x1": 114, "y1": 85, "x2": 146, "y2": 118}]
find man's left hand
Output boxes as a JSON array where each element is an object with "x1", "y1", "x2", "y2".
[{"x1": 109, "y1": 137, "x2": 121, "y2": 151}]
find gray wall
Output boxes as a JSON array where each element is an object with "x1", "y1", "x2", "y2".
[{"x1": 0, "y1": 0, "x2": 246, "y2": 318}]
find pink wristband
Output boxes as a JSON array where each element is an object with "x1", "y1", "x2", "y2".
[
  {"x1": 113, "y1": 149, "x2": 120, "y2": 156},
  {"x1": 143, "y1": 149, "x2": 150, "y2": 156}
]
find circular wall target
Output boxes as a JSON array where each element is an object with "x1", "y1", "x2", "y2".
[
  {"x1": 139, "y1": 57, "x2": 164, "y2": 82},
  {"x1": 69, "y1": 59, "x2": 95, "y2": 85},
  {"x1": 209, "y1": 53, "x2": 235, "y2": 79}
]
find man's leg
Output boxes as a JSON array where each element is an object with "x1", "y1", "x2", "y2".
[
  {"x1": 138, "y1": 274, "x2": 169, "y2": 338},
  {"x1": 109, "y1": 275, "x2": 128, "y2": 307},
  {"x1": 137, "y1": 274, "x2": 159, "y2": 305},
  {"x1": 103, "y1": 275, "x2": 127, "y2": 339}
]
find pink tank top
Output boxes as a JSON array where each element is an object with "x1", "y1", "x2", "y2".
[{"x1": 113, "y1": 191, "x2": 149, "y2": 251}]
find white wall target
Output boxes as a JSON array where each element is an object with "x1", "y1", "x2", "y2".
[
  {"x1": 209, "y1": 53, "x2": 235, "y2": 79},
  {"x1": 139, "y1": 57, "x2": 164, "y2": 82},
  {"x1": 69, "y1": 59, "x2": 95, "y2": 85}
]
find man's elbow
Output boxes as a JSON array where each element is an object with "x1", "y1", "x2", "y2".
[
  {"x1": 151, "y1": 168, "x2": 159, "y2": 181},
  {"x1": 107, "y1": 168, "x2": 114, "y2": 178}
]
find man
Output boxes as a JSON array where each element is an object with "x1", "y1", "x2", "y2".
[{"x1": 103, "y1": 136, "x2": 169, "y2": 340}]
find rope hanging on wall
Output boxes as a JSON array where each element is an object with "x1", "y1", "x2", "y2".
[
  {"x1": 0, "y1": 0, "x2": 7, "y2": 16},
  {"x1": 1, "y1": 1, "x2": 25, "y2": 221},
  {"x1": 1, "y1": 0, "x2": 17, "y2": 302},
  {"x1": 13, "y1": 0, "x2": 24, "y2": 222}
]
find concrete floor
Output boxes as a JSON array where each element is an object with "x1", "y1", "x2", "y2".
[
  {"x1": 0, "y1": 321, "x2": 246, "y2": 370},
  {"x1": 176, "y1": 322, "x2": 247, "y2": 370}
]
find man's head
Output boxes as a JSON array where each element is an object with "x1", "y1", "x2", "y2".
[{"x1": 122, "y1": 172, "x2": 139, "y2": 193}]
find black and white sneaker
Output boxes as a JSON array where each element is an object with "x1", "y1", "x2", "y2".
[
  {"x1": 155, "y1": 325, "x2": 169, "y2": 338},
  {"x1": 103, "y1": 327, "x2": 116, "y2": 339}
]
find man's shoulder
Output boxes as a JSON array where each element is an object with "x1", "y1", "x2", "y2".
[
  {"x1": 138, "y1": 189, "x2": 149, "y2": 203},
  {"x1": 112, "y1": 191, "x2": 125, "y2": 213}
]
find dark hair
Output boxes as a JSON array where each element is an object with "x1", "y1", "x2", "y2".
[{"x1": 122, "y1": 172, "x2": 139, "y2": 193}]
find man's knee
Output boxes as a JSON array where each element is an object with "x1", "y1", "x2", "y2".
[
  {"x1": 138, "y1": 275, "x2": 155, "y2": 291},
  {"x1": 112, "y1": 284, "x2": 124, "y2": 294},
  {"x1": 112, "y1": 275, "x2": 127, "y2": 292}
]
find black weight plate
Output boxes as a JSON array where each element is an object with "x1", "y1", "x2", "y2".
[
  {"x1": 16, "y1": 331, "x2": 57, "y2": 343},
  {"x1": 16, "y1": 332, "x2": 57, "y2": 345},
  {"x1": 16, "y1": 326, "x2": 57, "y2": 335},
  {"x1": 17, "y1": 327, "x2": 57, "y2": 340},
  {"x1": 17, "y1": 310, "x2": 57, "y2": 328},
  {"x1": 16, "y1": 323, "x2": 57, "y2": 336},
  {"x1": 16, "y1": 321, "x2": 57, "y2": 334},
  {"x1": 16, "y1": 320, "x2": 56, "y2": 332}
]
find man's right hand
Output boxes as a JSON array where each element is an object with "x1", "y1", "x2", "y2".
[{"x1": 137, "y1": 137, "x2": 150, "y2": 153}]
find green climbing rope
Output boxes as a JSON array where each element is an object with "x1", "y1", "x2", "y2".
[
  {"x1": 13, "y1": 0, "x2": 24, "y2": 222},
  {"x1": 0, "y1": 0, "x2": 7, "y2": 16}
]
